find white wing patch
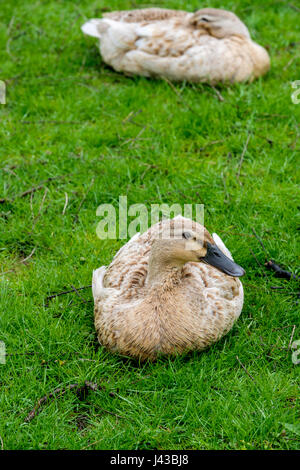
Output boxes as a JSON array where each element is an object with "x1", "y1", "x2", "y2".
[
  {"x1": 92, "y1": 266, "x2": 106, "y2": 300},
  {"x1": 81, "y1": 19, "x2": 103, "y2": 38},
  {"x1": 212, "y1": 233, "x2": 234, "y2": 260}
]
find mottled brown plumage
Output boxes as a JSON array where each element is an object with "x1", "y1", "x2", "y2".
[
  {"x1": 103, "y1": 8, "x2": 188, "y2": 23},
  {"x1": 92, "y1": 217, "x2": 244, "y2": 361}
]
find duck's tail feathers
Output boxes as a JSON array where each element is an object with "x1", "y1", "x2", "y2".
[
  {"x1": 82, "y1": 18, "x2": 137, "y2": 51},
  {"x1": 212, "y1": 233, "x2": 234, "y2": 261},
  {"x1": 92, "y1": 266, "x2": 106, "y2": 300},
  {"x1": 81, "y1": 19, "x2": 109, "y2": 38}
]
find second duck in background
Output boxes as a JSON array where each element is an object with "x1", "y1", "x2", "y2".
[{"x1": 82, "y1": 7, "x2": 270, "y2": 84}]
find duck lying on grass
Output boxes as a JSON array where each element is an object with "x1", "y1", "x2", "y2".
[
  {"x1": 92, "y1": 216, "x2": 245, "y2": 361},
  {"x1": 82, "y1": 7, "x2": 270, "y2": 84}
]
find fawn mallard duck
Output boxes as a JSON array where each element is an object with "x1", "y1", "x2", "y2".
[
  {"x1": 82, "y1": 7, "x2": 270, "y2": 83},
  {"x1": 92, "y1": 216, "x2": 245, "y2": 361}
]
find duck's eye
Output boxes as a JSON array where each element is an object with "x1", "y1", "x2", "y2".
[
  {"x1": 201, "y1": 17, "x2": 210, "y2": 22},
  {"x1": 182, "y1": 232, "x2": 191, "y2": 240}
]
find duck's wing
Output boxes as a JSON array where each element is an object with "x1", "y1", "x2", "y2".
[
  {"x1": 103, "y1": 231, "x2": 150, "y2": 293},
  {"x1": 103, "y1": 8, "x2": 188, "y2": 23},
  {"x1": 122, "y1": 37, "x2": 254, "y2": 83}
]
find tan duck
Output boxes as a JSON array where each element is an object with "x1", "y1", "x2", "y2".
[
  {"x1": 92, "y1": 216, "x2": 245, "y2": 361},
  {"x1": 81, "y1": 7, "x2": 270, "y2": 83}
]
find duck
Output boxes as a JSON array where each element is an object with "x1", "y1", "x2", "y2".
[
  {"x1": 92, "y1": 216, "x2": 245, "y2": 361},
  {"x1": 81, "y1": 7, "x2": 270, "y2": 84}
]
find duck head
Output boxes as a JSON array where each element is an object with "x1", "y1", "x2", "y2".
[
  {"x1": 190, "y1": 8, "x2": 250, "y2": 39},
  {"x1": 150, "y1": 226, "x2": 245, "y2": 277}
]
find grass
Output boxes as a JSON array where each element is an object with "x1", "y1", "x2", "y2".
[{"x1": 0, "y1": 0, "x2": 299, "y2": 451}]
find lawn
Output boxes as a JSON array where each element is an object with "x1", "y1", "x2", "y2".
[{"x1": 0, "y1": 0, "x2": 299, "y2": 451}]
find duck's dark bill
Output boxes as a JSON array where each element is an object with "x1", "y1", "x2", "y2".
[{"x1": 202, "y1": 242, "x2": 245, "y2": 277}]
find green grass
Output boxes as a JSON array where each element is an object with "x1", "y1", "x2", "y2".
[{"x1": 0, "y1": 0, "x2": 299, "y2": 451}]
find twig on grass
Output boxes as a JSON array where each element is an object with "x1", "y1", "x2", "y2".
[
  {"x1": 70, "y1": 284, "x2": 88, "y2": 304},
  {"x1": 251, "y1": 228, "x2": 268, "y2": 253},
  {"x1": 6, "y1": 15, "x2": 15, "y2": 37},
  {"x1": 163, "y1": 77, "x2": 201, "y2": 116},
  {"x1": 249, "y1": 229, "x2": 299, "y2": 285},
  {"x1": 287, "y1": 325, "x2": 296, "y2": 352},
  {"x1": 283, "y1": 56, "x2": 298, "y2": 71},
  {"x1": 82, "y1": 438, "x2": 105, "y2": 450},
  {"x1": 32, "y1": 187, "x2": 48, "y2": 225},
  {"x1": 198, "y1": 139, "x2": 225, "y2": 151},
  {"x1": 3, "y1": 167, "x2": 19, "y2": 179},
  {"x1": 122, "y1": 109, "x2": 143, "y2": 125},
  {"x1": 6, "y1": 15, "x2": 17, "y2": 61},
  {"x1": 256, "y1": 113, "x2": 289, "y2": 120},
  {"x1": 94, "y1": 410, "x2": 124, "y2": 419},
  {"x1": 122, "y1": 109, "x2": 159, "y2": 137},
  {"x1": 163, "y1": 76, "x2": 181, "y2": 96},
  {"x1": 0, "y1": 434, "x2": 3, "y2": 450},
  {"x1": 62, "y1": 192, "x2": 68, "y2": 215},
  {"x1": 0, "y1": 247, "x2": 36, "y2": 276},
  {"x1": 236, "y1": 133, "x2": 251, "y2": 185},
  {"x1": 236, "y1": 356, "x2": 257, "y2": 384},
  {"x1": 272, "y1": 325, "x2": 298, "y2": 331},
  {"x1": 30, "y1": 191, "x2": 34, "y2": 218},
  {"x1": 121, "y1": 126, "x2": 147, "y2": 147},
  {"x1": 253, "y1": 132, "x2": 274, "y2": 146},
  {"x1": 0, "y1": 176, "x2": 63, "y2": 203},
  {"x1": 288, "y1": 3, "x2": 300, "y2": 13},
  {"x1": 45, "y1": 284, "x2": 92, "y2": 306},
  {"x1": 265, "y1": 260, "x2": 297, "y2": 280},
  {"x1": 24, "y1": 381, "x2": 100, "y2": 423},
  {"x1": 20, "y1": 247, "x2": 36, "y2": 264},
  {"x1": 209, "y1": 85, "x2": 225, "y2": 102},
  {"x1": 18, "y1": 182, "x2": 48, "y2": 199}
]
